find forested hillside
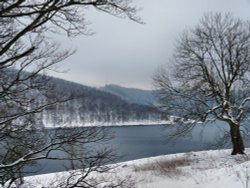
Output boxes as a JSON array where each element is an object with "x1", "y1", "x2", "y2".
[{"x1": 40, "y1": 77, "x2": 167, "y2": 127}]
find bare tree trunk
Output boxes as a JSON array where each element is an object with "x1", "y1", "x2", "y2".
[{"x1": 230, "y1": 123, "x2": 245, "y2": 155}]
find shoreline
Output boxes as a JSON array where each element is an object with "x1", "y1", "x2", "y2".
[{"x1": 43, "y1": 120, "x2": 172, "y2": 129}]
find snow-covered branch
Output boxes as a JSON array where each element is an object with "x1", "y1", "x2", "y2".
[{"x1": 236, "y1": 97, "x2": 250, "y2": 121}]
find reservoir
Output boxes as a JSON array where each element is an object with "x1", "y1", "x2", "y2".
[{"x1": 30, "y1": 121, "x2": 246, "y2": 175}]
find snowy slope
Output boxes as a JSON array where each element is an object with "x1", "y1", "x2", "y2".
[{"x1": 24, "y1": 149, "x2": 250, "y2": 188}]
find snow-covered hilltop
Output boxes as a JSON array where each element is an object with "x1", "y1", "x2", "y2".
[{"x1": 25, "y1": 149, "x2": 250, "y2": 188}]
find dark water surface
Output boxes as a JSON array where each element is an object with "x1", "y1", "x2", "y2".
[{"x1": 29, "y1": 122, "x2": 248, "y2": 175}]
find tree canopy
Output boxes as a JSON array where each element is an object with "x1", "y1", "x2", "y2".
[
  {"x1": 0, "y1": 0, "x2": 139, "y2": 187},
  {"x1": 154, "y1": 13, "x2": 250, "y2": 155}
]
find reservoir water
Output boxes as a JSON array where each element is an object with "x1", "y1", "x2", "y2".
[{"x1": 31, "y1": 121, "x2": 247, "y2": 175}]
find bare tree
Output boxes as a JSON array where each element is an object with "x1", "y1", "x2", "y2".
[
  {"x1": 0, "y1": 0, "x2": 140, "y2": 187},
  {"x1": 153, "y1": 13, "x2": 250, "y2": 155}
]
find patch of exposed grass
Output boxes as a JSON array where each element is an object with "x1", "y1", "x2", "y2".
[{"x1": 133, "y1": 158, "x2": 191, "y2": 177}]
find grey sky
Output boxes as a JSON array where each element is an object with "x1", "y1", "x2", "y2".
[{"x1": 51, "y1": 0, "x2": 250, "y2": 90}]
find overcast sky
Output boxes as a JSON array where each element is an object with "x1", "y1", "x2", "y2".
[{"x1": 50, "y1": 0, "x2": 250, "y2": 90}]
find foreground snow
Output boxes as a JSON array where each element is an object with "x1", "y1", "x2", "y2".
[{"x1": 25, "y1": 149, "x2": 250, "y2": 188}]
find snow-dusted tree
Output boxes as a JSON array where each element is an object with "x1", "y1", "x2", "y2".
[
  {"x1": 0, "y1": 1, "x2": 139, "y2": 187},
  {"x1": 154, "y1": 13, "x2": 250, "y2": 155}
]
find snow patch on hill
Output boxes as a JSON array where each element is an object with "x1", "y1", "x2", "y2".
[{"x1": 44, "y1": 119, "x2": 172, "y2": 128}]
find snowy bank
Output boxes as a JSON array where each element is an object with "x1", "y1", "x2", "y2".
[
  {"x1": 24, "y1": 148, "x2": 250, "y2": 188},
  {"x1": 44, "y1": 119, "x2": 172, "y2": 128},
  {"x1": 43, "y1": 115, "x2": 198, "y2": 128}
]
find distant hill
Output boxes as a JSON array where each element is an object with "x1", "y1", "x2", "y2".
[
  {"x1": 1, "y1": 69, "x2": 167, "y2": 128},
  {"x1": 39, "y1": 78, "x2": 167, "y2": 127},
  {"x1": 100, "y1": 84, "x2": 156, "y2": 106}
]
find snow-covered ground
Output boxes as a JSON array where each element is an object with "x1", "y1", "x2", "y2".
[{"x1": 24, "y1": 149, "x2": 250, "y2": 188}]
